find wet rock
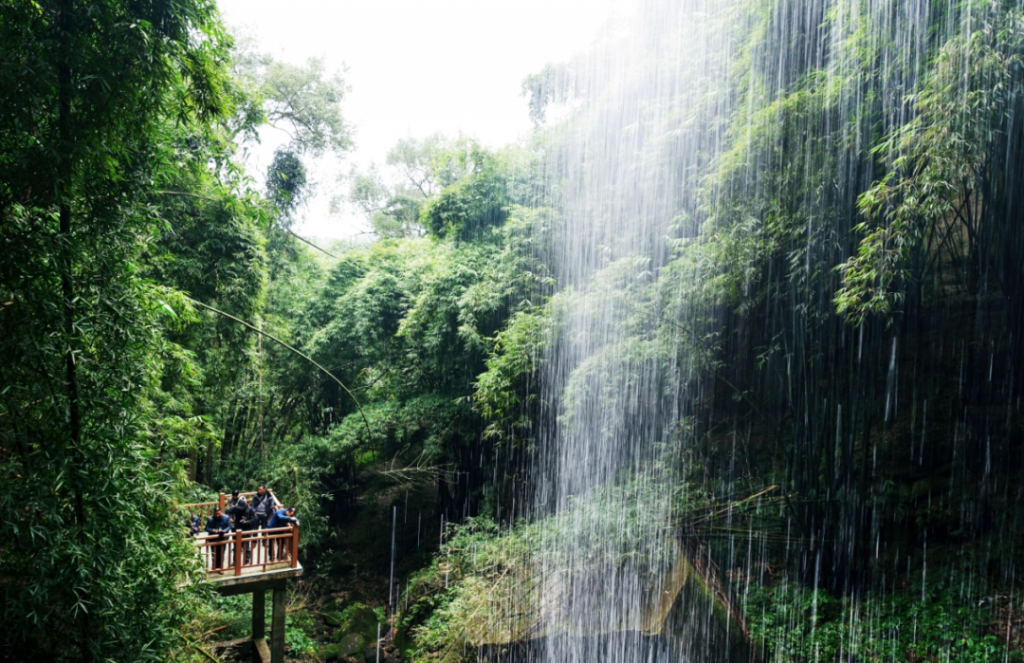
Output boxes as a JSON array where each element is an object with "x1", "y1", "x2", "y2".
[
  {"x1": 342, "y1": 603, "x2": 380, "y2": 638},
  {"x1": 336, "y1": 632, "x2": 365, "y2": 656}
]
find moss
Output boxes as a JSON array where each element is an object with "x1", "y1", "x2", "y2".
[
  {"x1": 338, "y1": 603, "x2": 383, "y2": 642},
  {"x1": 334, "y1": 632, "x2": 365, "y2": 656}
]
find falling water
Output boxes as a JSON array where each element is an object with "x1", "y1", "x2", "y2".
[
  {"x1": 527, "y1": 4, "x2": 752, "y2": 660},
  {"x1": 508, "y1": 0, "x2": 1024, "y2": 661}
]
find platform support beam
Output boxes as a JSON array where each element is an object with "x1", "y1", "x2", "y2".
[
  {"x1": 271, "y1": 586, "x2": 287, "y2": 663},
  {"x1": 253, "y1": 589, "x2": 265, "y2": 641}
]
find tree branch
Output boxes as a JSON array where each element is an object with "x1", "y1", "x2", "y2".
[
  {"x1": 183, "y1": 296, "x2": 372, "y2": 438},
  {"x1": 287, "y1": 230, "x2": 337, "y2": 258}
]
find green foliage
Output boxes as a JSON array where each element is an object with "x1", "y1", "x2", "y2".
[
  {"x1": 0, "y1": 0, "x2": 232, "y2": 658},
  {"x1": 419, "y1": 143, "x2": 510, "y2": 240},
  {"x1": 284, "y1": 618, "x2": 319, "y2": 659},
  {"x1": 349, "y1": 164, "x2": 426, "y2": 238},
  {"x1": 746, "y1": 582, "x2": 1019, "y2": 662},
  {"x1": 266, "y1": 148, "x2": 309, "y2": 221},
  {"x1": 347, "y1": 134, "x2": 471, "y2": 239},
  {"x1": 239, "y1": 54, "x2": 351, "y2": 157},
  {"x1": 521, "y1": 63, "x2": 576, "y2": 124},
  {"x1": 387, "y1": 133, "x2": 450, "y2": 195},
  {"x1": 474, "y1": 307, "x2": 551, "y2": 444},
  {"x1": 204, "y1": 168, "x2": 551, "y2": 556},
  {"x1": 398, "y1": 470, "x2": 711, "y2": 661},
  {"x1": 295, "y1": 208, "x2": 546, "y2": 425},
  {"x1": 837, "y1": 7, "x2": 1024, "y2": 322}
]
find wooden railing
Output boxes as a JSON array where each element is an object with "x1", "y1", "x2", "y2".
[
  {"x1": 195, "y1": 525, "x2": 300, "y2": 576},
  {"x1": 187, "y1": 499, "x2": 220, "y2": 525},
  {"x1": 182, "y1": 492, "x2": 295, "y2": 577}
]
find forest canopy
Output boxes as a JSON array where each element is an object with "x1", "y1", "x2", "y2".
[{"x1": 4, "y1": 0, "x2": 1024, "y2": 661}]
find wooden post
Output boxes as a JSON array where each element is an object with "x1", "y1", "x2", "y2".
[
  {"x1": 271, "y1": 586, "x2": 286, "y2": 663},
  {"x1": 290, "y1": 525, "x2": 299, "y2": 569},
  {"x1": 218, "y1": 493, "x2": 225, "y2": 512},
  {"x1": 253, "y1": 589, "x2": 265, "y2": 641},
  {"x1": 234, "y1": 529, "x2": 243, "y2": 576}
]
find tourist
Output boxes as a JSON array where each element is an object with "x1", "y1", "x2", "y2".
[
  {"x1": 234, "y1": 499, "x2": 258, "y2": 564},
  {"x1": 267, "y1": 506, "x2": 299, "y2": 560},
  {"x1": 204, "y1": 506, "x2": 232, "y2": 572},
  {"x1": 226, "y1": 488, "x2": 242, "y2": 510},
  {"x1": 228, "y1": 494, "x2": 248, "y2": 526},
  {"x1": 186, "y1": 513, "x2": 201, "y2": 537},
  {"x1": 251, "y1": 484, "x2": 275, "y2": 530},
  {"x1": 251, "y1": 485, "x2": 275, "y2": 560},
  {"x1": 268, "y1": 506, "x2": 298, "y2": 529}
]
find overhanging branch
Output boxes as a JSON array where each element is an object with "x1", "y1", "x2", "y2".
[{"x1": 183, "y1": 295, "x2": 372, "y2": 438}]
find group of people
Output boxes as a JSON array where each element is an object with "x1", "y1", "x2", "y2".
[{"x1": 187, "y1": 484, "x2": 300, "y2": 572}]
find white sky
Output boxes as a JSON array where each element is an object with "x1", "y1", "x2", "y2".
[{"x1": 217, "y1": 0, "x2": 636, "y2": 238}]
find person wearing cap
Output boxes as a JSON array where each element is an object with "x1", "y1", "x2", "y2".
[
  {"x1": 228, "y1": 494, "x2": 249, "y2": 526},
  {"x1": 233, "y1": 499, "x2": 258, "y2": 564}
]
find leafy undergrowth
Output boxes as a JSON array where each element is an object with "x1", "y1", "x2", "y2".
[
  {"x1": 395, "y1": 512, "x2": 1024, "y2": 663},
  {"x1": 745, "y1": 579, "x2": 1024, "y2": 662},
  {"x1": 179, "y1": 582, "x2": 329, "y2": 662},
  {"x1": 394, "y1": 475, "x2": 708, "y2": 663}
]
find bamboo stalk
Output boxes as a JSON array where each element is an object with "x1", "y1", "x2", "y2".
[{"x1": 183, "y1": 296, "x2": 372, "y2": 437}]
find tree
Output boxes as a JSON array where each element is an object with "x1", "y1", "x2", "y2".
[
  {"x1": 348, "y1": 164, "x2": 425, "y2": 238},
  {"x1": 232, "y1": 52, "x2": 351, "y2": 227},
  {"x1": 346, "y1": 134, "x2": 460, "y2": 239},
  {"x1": 417, "y1": 140, "x2": 510, "y2": 240},
  {"x1": 0, "y1": 1, "x2": 231, "y2": 658}
]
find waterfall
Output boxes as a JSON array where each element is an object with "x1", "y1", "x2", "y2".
[
  {"x1": 517, "y1": 0, "x2": 972, "y2": 660},
  {"x1": 527, "y1": 3, "x2": 750, "y2": 660}
]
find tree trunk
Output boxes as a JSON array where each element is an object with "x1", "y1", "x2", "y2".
[{"x1": 56, "y1": 2, "x2": 90, "y2": 659}]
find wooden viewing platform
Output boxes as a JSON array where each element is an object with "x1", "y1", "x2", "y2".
[
  {"x1": 195, "y1": 525, "x2": 300, "y2": 577},
  {"x1": 183, "y1": 493, "x2": 303, "y2": 663}
]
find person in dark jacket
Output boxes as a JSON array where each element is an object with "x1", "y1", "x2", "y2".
[
  {"x1": 235, "y1": 501, "x2": 258, "y2": 563},
  {"x1": 251, "y1": 485, "x2": 275, "y2": 559},
  {"x1": 186, "y1": 513, "x2": 201, "y2": 537},
  {"x1": 251, "y1": 484, "x2": 275, "y2": 530},
  {"x1": 226, "y1": 488, "x2": 242, "y2": 510},
  {"x1": 205, "y1": 507, "x2": 232, "y2": 572},
  {"x1": 267, "y1": 507, "x2": 298, "y2": 560},
  {"x1": 228, "y1": 495, "x2": 248, "y2": 526}
]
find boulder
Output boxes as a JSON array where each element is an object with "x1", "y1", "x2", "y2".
[
  {"x1": 338, "y1": 603, "x2": 381, "y2": 642},
  {"x1": 321, "y1": 643, "x2": 341, "y2": 661},
  {"x1": 335, "y1": 632, "x2": 365, "y2": 656}
]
